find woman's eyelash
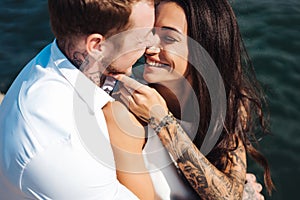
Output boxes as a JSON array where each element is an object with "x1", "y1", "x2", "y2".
[{"x1": 163, "y1": 35, "x2": 178, "y2": 43}]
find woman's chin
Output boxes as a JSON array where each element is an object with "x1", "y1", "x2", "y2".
[{"x1": 143, "y1": 74, "x2": 158, "y2": 84}]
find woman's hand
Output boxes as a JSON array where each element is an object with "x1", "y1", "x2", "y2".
[
  {"x1": 112, "y1": 74, "x2": 169, "y2": 123},
  {"x1": 243, "y1": 173, "x2": 265, "y2": 200}
]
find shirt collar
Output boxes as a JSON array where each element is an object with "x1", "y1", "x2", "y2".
[{"x1": 50, "y1": 40, "x2": 113, "y2": 111}]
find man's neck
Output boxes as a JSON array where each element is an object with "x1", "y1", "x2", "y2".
[
  {"x1": 57, "y1": 39, "x2": 88, "y2": 69},
  {"x1": 57, "y1": 39, "x2": 106, "y2": 87}
]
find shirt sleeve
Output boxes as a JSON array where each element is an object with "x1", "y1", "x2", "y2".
[{"x1": 21, "y1": 142, "x2": 138, "y2": 200}]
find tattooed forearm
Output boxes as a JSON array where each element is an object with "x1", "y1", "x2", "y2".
[{"x1": 154, "y1": 118, "x2": 246, "y2": 200}]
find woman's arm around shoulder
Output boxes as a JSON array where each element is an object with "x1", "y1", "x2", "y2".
[
  {"x1": 157, "y1": 117, "x2": 247, "y2": 200},
  {"x1": 103, "y1": 101, "x2": 156, "y2": 200}
]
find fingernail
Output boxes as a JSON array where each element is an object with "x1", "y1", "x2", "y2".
[
  {"x1": 109, "y1": 74, "x2": 120, "y2": 79},
  {"x1": 257, "y1": 184, "x2": 262, "y2": 191},
  {"x1": 257, "y1": 194, "x2": 264, "y2": 200},
  {"x1": 247, "y1": 174, "x2": 256, "y2": 182},
  {"x1": 256, "y1": 184, "x2": 262, "y2": 191}
]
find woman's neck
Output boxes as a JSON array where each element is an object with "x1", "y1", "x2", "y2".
[{"x1": 151, "y1": 77, "x2": 195, "y2": 121}]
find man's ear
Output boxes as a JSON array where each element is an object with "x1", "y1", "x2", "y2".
[{"x1": 86, "y1": 33, "x2": 105, "y2": 59}]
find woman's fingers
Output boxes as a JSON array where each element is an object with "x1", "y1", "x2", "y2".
[
  {"x1": 111, "y1": 74, "x2": 168, "y2": 121},
  {"x1": 111, "y1": 74, "x2": 146, "y2": 93},
  {"x1": 118, "y1": 86, "x2": 132, "y2": 107},
  {"x1": 256, "y1": 193, "x2": 265, "y2": 200},
  {"x1": 255, "y1": 182, "x2": 263, "y2": 192},
  {"x1": 246, "y1": 173, "x2": 263, "y2": 192},
  {"x1": 243, "y1": 173, "x2": 265, "y2": 200},
  {"x1": 246, "y1": 173, "x2": 257, "y2": 183}
]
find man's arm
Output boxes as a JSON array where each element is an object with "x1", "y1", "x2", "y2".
[{"x1": 21, "y1": 142, "x2": 139, "y2": 200}]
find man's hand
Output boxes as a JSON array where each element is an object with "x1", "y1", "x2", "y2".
[{"x1": 243, "y1": 173, "x2": 264, "y2": 200}]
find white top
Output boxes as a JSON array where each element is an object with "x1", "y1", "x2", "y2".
[
  {"x1": 0, "y1": 41, "x2": 138, "y2": 200},
  {"x1": 143, "y1": 121, "x2": 199, "y2": 200}
]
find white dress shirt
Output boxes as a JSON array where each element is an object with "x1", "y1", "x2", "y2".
[{"x1": 0, "y1": 40, "x2": 138, "y2": 200}]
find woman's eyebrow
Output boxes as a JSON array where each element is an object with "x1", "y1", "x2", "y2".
[{"x1": 161, "y1": 26, "x2": 182, "y2": 34}]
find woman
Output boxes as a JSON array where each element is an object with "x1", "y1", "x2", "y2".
[{"x1": 105, "y1": 0, "x2": 274, "y2": 199}]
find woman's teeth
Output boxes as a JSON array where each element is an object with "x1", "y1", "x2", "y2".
[{"x1": 147, "y1": 61, "x2": 168, "y2": 67}]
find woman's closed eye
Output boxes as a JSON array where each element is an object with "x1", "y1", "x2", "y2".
[{"x1": 162, "y1": 35, "x2": 179, "y2": 43}]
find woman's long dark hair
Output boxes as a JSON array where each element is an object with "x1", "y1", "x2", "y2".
[{"x1": 159, "y1": 0, "x2": 275, "y2": 194}]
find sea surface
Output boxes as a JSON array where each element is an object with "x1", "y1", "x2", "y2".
[{"x1": 0, "y1": 0, "x2": 299, "y2": 199}]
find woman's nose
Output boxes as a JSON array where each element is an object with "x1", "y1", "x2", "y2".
[
  {"x1": 145, "y1": 46, "x2": 161, "y2": 55},
  {"x1": 146, "y1": 31, "x2": 160, "y2": 46},
  {"x1": 145, "y1": 31, "x2": 162, "y2": 56}
]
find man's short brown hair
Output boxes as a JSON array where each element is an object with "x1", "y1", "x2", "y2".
[{"x1": 48, "y1": 0, "x2": 147, "y2": 41}]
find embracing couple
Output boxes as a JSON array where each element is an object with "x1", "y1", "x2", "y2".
[{"x1": 0, "y1": 0, "x2": 274, "y2": 199}]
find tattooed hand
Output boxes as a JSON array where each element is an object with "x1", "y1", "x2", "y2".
[{"x1": 243, "y1": 173, "x2": 264, "y2": 200}]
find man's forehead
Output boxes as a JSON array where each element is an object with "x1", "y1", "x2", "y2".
[{"x1": 129, "y1": 1, "x2": 155, "y2": 29}]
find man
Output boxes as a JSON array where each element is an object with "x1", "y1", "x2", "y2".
[{"x1": 0, "y1": 0, "x2": 154, "y2": 199}]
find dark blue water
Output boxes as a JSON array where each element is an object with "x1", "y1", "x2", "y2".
[
  {"x1": 232, "y1": 1, "x2": 300, "y2": 199},
  {"x1": 0, "y1": 0, "x2": 299, "y2": 199},
  {"x1": 0, "y1": 0, "x2": 52, "y2": 91}
]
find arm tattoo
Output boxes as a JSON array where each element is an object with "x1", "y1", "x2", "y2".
[{"x1": 154, "y1": 118, "x2": 247, "y2": 200}]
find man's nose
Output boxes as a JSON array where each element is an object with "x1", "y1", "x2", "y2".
[{"x1": 146, "y1": 31, "x2": 160, "y2": 47}]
